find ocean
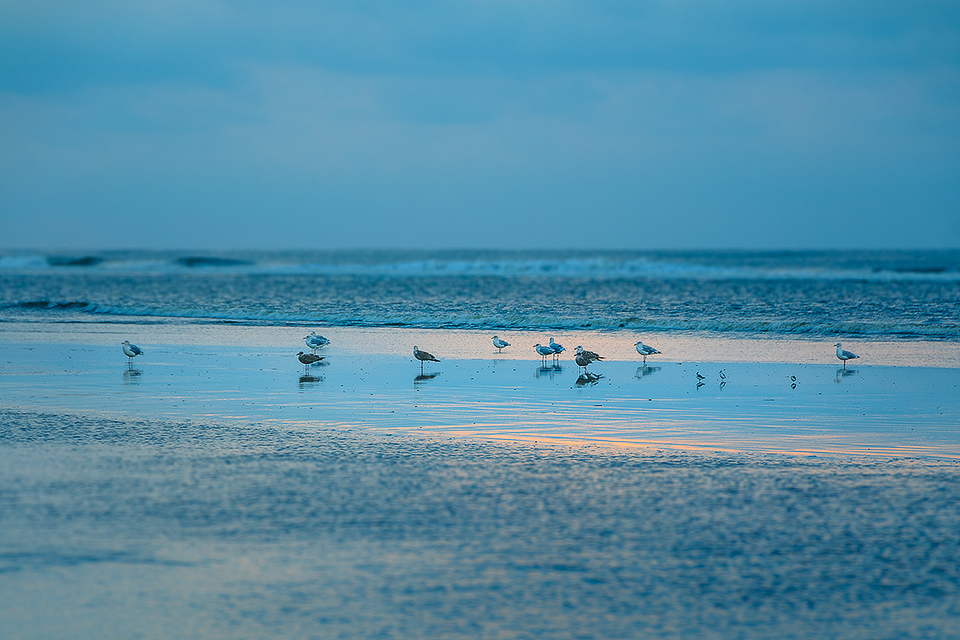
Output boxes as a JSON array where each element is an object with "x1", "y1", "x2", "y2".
[{"x1": 2, "y1": 249, "x2": 959, "y2": 339}]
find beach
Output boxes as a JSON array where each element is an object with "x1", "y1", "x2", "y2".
[
  {"x1": 2, "y1": 319, "x2": 960, "y2": 638},
  {"x1": 2, "y1": 250, "x2": 960, "y2": 638}
]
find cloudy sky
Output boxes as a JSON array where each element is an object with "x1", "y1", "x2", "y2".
[{"x1": 1, "y1": 0, "x2": 958, "y2": 250}]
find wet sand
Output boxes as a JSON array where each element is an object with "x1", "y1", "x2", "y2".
[{"x1": 2, "y1": 411, "x2": 959, "y2": 640}]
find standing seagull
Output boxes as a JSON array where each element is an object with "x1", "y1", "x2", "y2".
[
  {"x1": 413, "y1": 346, "x2": 440, "y2": 374},
  {"x1": 548, "y1": 338, "x2": 565, "y2": 363},
  {"x1": 297, "y1": 351, "x2": 323, "y2": 371},
  {"x1": 835, "y1": 342, "x2": 859, "y2": 369},
  {"x1": 304, "y1": 332, "x2": 329, "y2": 353},
  {"x1": 575, "y1": 346, "x2": 604, "y2": 363},
  {"x1": 634, "y1": 340, "x2": 660, "y2": 364},
  {"x1": 534, "y1": 344, "x2": 554, "y2": 365},
  {"x1": 492, "y1": 335, "x2": 511, "y2": 353},
  {"x1": 575, "y1": 353, "x2": 592, "y2": 374},
  {"x1": 121, "y1": 340, "x2": 142, "y2": 366}
]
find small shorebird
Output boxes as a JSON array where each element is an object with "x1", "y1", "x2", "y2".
[
  {"x1": 121, "y1": 340, "x2": 142, "y2": 366},
  {"x1": 304, "y1": 332, "x2": 329, "y2": 353},
  {"x1": 835, "y1": 342, "x2": 859, "y2": 369},
  {"x1": 634, "y1": 340, "x2": 660, "y2": 364},
  {"x1": 548, "y1": 338, "x2": 565, "y2": 363},
  {"x1": 413, "y1": 346, "x2": 440, "y2": 373},
  {"x1": 575, "y1": 346, "x2": 603, "y2": 363},
  {"x1": 492, "y1": 335, "x2": 510, "y2": 353},
  {"x1": 534, "y1": 343, "x2": 554, "y2": 364}
]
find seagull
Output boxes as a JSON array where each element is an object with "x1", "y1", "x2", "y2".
[
  {"x1": 297, "y1": 351, "x2": 323, "y2": 370},
  {"x1": 575, "y1": 346, "x2": 603, "y2": 363},
  {"x1": 534, "y1": 343, "x2": 554, "y2": 364},
  {"x1": 575, "y1": 353, "x2": 592, "y2": 373},
  {"x1": 835, "y1": 342, "x2": 859, "y2": 369},
  {"x1": 413, "y1": 346, "x2": 440, "y2": 373},
  {"x1": 548, "y1": 338, "x2": 565, "y2": 362},
  {"x1": 304, "y1": 332, "x2": 329, "y2": 353},
  {"x1": 121, "y1": 340, "x2": 142, "y2": 366},
  {"x1": 492, "y1": 335, "x2": 510, "y2": 353},
  {"x1": 634, "y1": 341, "x2": 660, "y2": 364}
]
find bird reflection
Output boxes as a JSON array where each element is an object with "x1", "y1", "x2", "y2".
[
  {"x1": 635, "y1": 365, "x2": 661, "y2": 379},
  {"x1": 299, "y1": 374, "x2": 322, "y2": 387},
  {"x1": 576, "y1": 372, "x2": 602, "y2": 386},
  {"x1": 536, "y1": 364, "x2": 563, "y2": 379},
  {"x1": 835, "y1": 368, "x2": 857, "y2": 383},
  {"x1": 414, "y1": 372, "x2": 440, "y2": 385},
  {"x1": 122, "y1": 369, "x2": 142, "y2": 385}
]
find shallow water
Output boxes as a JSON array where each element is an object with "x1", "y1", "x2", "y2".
[{"x1": 2, "y1": 325, "x2": 959, "y2": 457}]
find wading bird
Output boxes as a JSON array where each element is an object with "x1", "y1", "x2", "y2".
[
  {"x1": 634, "y1": 341, "x2": 660, "y2": 364},
  {"x1": 304, "y1": 332, "x2": 329, "y2": 353},
  {"x1": 835, "y1": 342, "x2": 859, "y2": 369},
  {"x1": 534, "y1": 343, "x2": 554, "y2": 365},
  {"x1": 121, "y1": 340, "x2": 142, "y2": 366},
  {"x1": 413, "y1": 346, "x2": 440, "y2": 373},
  {"x1": 297, "y1": 351, "x2": 323, "y2": 371}
]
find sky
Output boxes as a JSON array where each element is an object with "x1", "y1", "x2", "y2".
[{"x1": 1, "y1": 0, "x2": 958, "y2": 250}]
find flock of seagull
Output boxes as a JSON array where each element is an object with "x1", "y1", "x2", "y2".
[{"x1": 119, "y1": 334, "x2": 861, "y2": 378}]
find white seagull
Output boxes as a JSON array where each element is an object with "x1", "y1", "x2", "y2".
[
  {"x1": 548, "y1": 338, "x2": 565, "y2": 362},
  {"x1": 634, "y1": 340, "x2": 660, "y2": 364},
  {"x1": 492, "y1": 335, "x2": 510, "y2": 353},
  {"x1": 304, "y1": 332, "x2": 329, "y2": 353},
  {"x1": 835, "y1": 342, "x2": 859, "y2": 369},
  {"x1": 121, "y1": 340, "x2": 142, "y2": 365},
  {"x1": 413, "y1": 346, "x2": 440, "y2": 373},
  {"x1": 534, "y1": 343, "x2": 554, "y2": 364}
]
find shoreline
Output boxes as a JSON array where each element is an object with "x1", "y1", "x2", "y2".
[{"x1": 2, "y1": 321, "x2": 959, "y2": 459}]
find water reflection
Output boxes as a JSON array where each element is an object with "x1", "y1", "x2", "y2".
[
  {"x1": 635, "y1": 365, "x2": 661, "y2": 379},
  {"x1": 299, "y1": 374, "x2": 322, "y2": 387},
  {"x1": 536, "y1": 365, "x2": 563, "y2": 380},
  {"x1": 122, "y1": 369, "x2": 142, "y2": 385},
  {"x1": 835, "y1": 368, "x2": 857, "y2": 383},
  {"x1": 575, "y1": 372, "x2": 602, "y2": 386},
  {"x1": 414, "y1": 372, "x2": 440, "y2": 385}
]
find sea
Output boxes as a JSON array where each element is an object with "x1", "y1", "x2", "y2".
[{"x1": 2, "y1": 248, "x2": 959, "y2": 339}]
